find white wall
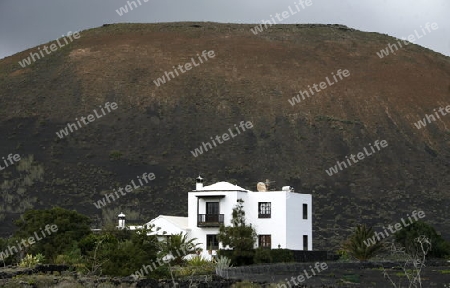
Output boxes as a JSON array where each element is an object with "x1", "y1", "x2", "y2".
[
  {"x1": 286, "y1": 193, "x2": 313, "y2": 250},
  {"x1": 246, "y1": 191, "x2": 287, "y2": 249}
]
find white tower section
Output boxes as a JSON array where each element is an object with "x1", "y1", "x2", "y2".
[{"x1": 118, "y1": 212, "x2": 126, "y2": 229}]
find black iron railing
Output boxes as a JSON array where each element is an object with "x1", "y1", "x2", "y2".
[{"x1": 197, "y1": 214, "x2": 224, "y2": 227}]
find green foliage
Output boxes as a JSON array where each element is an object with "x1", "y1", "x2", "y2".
[
  {"x1": 159, "y1": 232, "x2": 199, "y2": 265},
  {"x1": 109, "y1": 150, "x2": 123, "y2": 160},
  {"x1": 218, "y1": 199, "x2": 257, "y2": 266},
  {"x1": 394, "y1": 221, "x2": 450, "y2": 258},
  {"x1": 342, "y1": 224, "x2": 383, "y2": 261},
  {"x1": 218, "y1": 249, "x2": 234, "y2": 259},
  {"x1": 253, "y1": 248, "x2": 272, "y2": 264},
  {"x1": 336, "y1": 249, "x2": 351, "y2": 261},
  {"x1": 270, "y1": 248, "x2": 294, "y2": 263},
  {"x1": 14, "y1": 207, "x2": 92, "y2": 262},
  {"x1": 95, "y1": 228, "x2": 160, "y2": 277},
  {"x1": 0, "y1": 237, "x2": 14, "y2": 266},
  {"x1": 186, "y1": 255, "x2": 211, "y2": 267},
  {"x1": 341, "y1": 274, "x2": 360, "y2": 283},
  {"x1": 55, "y1": 243, "x2": 84, "y2": 268},
  {"x1": 18, "y1": 253, "x2": 45, "y2": 268},
  {"x1": 175, "y1": 255, "x2": 215, "y2": 276}
]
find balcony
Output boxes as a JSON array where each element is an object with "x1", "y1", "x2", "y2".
[{"x1": 197, "y1": 214, "x2": 224, "y2": 227}]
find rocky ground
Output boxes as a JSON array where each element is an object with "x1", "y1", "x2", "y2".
[
  {"x1": 223, "y1": 260, "x2": 450, "y2": 287},
  {"x1": 1, "y1": 261, "x2": 449, "y2": 287}
]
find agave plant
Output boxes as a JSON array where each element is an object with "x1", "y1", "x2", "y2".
[
  {"x1": 342, "y1": 224, "x2": 384, "y2": 261},
  {"x1": 215, "y1": 255, "x2": 232, "y2": 270}
]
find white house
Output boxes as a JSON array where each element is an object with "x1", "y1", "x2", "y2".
[{"x1": 122, "y1": 176, "x2": 313, "y2": 259}]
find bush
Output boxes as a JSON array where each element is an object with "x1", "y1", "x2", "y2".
[
  {"x1": 270, "y1": 249, "x2": 294, "y2": 263},
  {"x1": 337, "y1": 249, "x2": 351, "y2": 261},
  {"x1": 232, "y1": 250, "x2": 255, "y2": 266},
  {"x1": 395, "y1": 221, "x2": 450, "y2": 258},
  {"x1": 218, "y1": 249, "x2": 234, "y2": 260},
  {"x1": 19, "y1": 253, "x2": 45, "y2": 268},
  {"x1": 174, "y1": 255, "x2": 215, "y2": 276},
  {"x1": 253, "y1": 248, "x2": 272, "y2": 264}
]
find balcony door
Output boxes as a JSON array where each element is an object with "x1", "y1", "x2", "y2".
[{"x1": 206, "y1": 202, "x2": 219, "y2": 222}]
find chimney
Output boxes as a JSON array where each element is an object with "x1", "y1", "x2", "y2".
[
  {"x1": 118, "y1": 212, "x2": 126, "y2": 229},
  {"x1": 196, "y1": 175, "x2": 203, "y2": 190}
]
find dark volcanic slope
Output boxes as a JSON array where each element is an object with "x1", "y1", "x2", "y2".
[{"x1": 0, "y1": 22, "x2": 449, "y2": 249}]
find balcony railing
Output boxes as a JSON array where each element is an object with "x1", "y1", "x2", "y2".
[{"x1": 197, "y1": 214, "x2": 224, "y2": 227}]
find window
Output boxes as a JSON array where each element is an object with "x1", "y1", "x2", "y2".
[
  {"x1": 258, "y1": 202, "x2": 271, "y2": 218},
  {"x1": 206, "y1": 202, "x2": 219, "y2": 215},
  {"x1": 303, "y1": 204, "x2": 308, "y2": 219},
  {"x1": 258, "y1": 235, "x2": 271, "y2": 248},
  {"x1": 303, "y1": 235, "x2": 308, "y2": 250},
  {"x1": 206, "y1": 234, "x2": 219, "y2": 250}
]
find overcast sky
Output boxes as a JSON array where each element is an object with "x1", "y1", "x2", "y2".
[{"x1": 0, "y1": 0, "x2": 449, "y2": 60}]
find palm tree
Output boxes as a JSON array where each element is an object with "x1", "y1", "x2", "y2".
[
  {"x1": 159, "y1": 232, "x2": 199, "y2": 265},
  {"x1": 342, "y1": 224, "x2": 383, "y2": 261}
]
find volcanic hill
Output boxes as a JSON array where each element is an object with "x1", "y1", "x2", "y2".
[{"x1": 0, "y1": 22, "x2": 449, "y2": 249}]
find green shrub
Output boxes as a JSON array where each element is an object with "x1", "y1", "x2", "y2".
[
  {"x1": 151, "y1": 264, "x2": 171, "y2": 279},
  {"x1": 109, "y1": 150, "x2": 123, "y2": 160},
  {"x1": 218, "y1": 249, "x2": 234, "y2": 260},
  {"x1": 19, "y1": 253, "x2": 45, "y2": 268},
  {"x1": 174, "y1": 255, "x2": 215, "y2": 276},
  {"x1": 337, "y1": 249, "x2": 351, "y2": 261},
  {"x1": 341, "y1": 274, "x2": 360, "y2": 283},
  {"x1": 253, "y1": 248, "x2": 272, "y2": 264},
  {"x1": 394, "y1": 221, "x2": 450, "y2": 258},
  {"x1": 270, "y1": 249, "x2": 294, "y2": 263},
  {"x1": 186, "y1": 255, "x2": 211, "y2": 267}
]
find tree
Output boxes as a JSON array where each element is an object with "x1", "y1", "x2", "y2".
[
  {"x1": 14, "y1": 207, "x2": 92, "y2": 262},
  {"x1": 217, "y1": 199, "x2": 256, "y2": 266},
  {"x1": 80, "y1": 227, "x2": 160, "y2": 276},
  {"x1": 0, "y1": 237, "x2": 15, "y2": 266},
  {"x1": 342, "y1": 224, "x2": 384, "y2": 261},
  {"x1": 394, "y1": 221, "x2": 450, "y2": 259}
]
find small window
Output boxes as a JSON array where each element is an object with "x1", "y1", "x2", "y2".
[
  {"x1": 303, "y1": 204, "x2": 308, "y2": 219},
  {"x1": 258, "y1": 235, "x2": 271, "y2": 248},
  {"x1": 303, "y1": 235, "x2": 308, "y2": 250},
  {"x1": 206, "y1": 234, "x2": 219, "y2": 250},
  {"x1": 258, "y1": 202, "x2": 271, "y2": 218}
]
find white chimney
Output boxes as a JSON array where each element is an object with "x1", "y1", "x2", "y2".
[
  {"x1": 196, "y1": 175, "x2": 203, "y2": 190},
  {"x1": 118, "y1": 212, "x2": 126, "y2": 229}
]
